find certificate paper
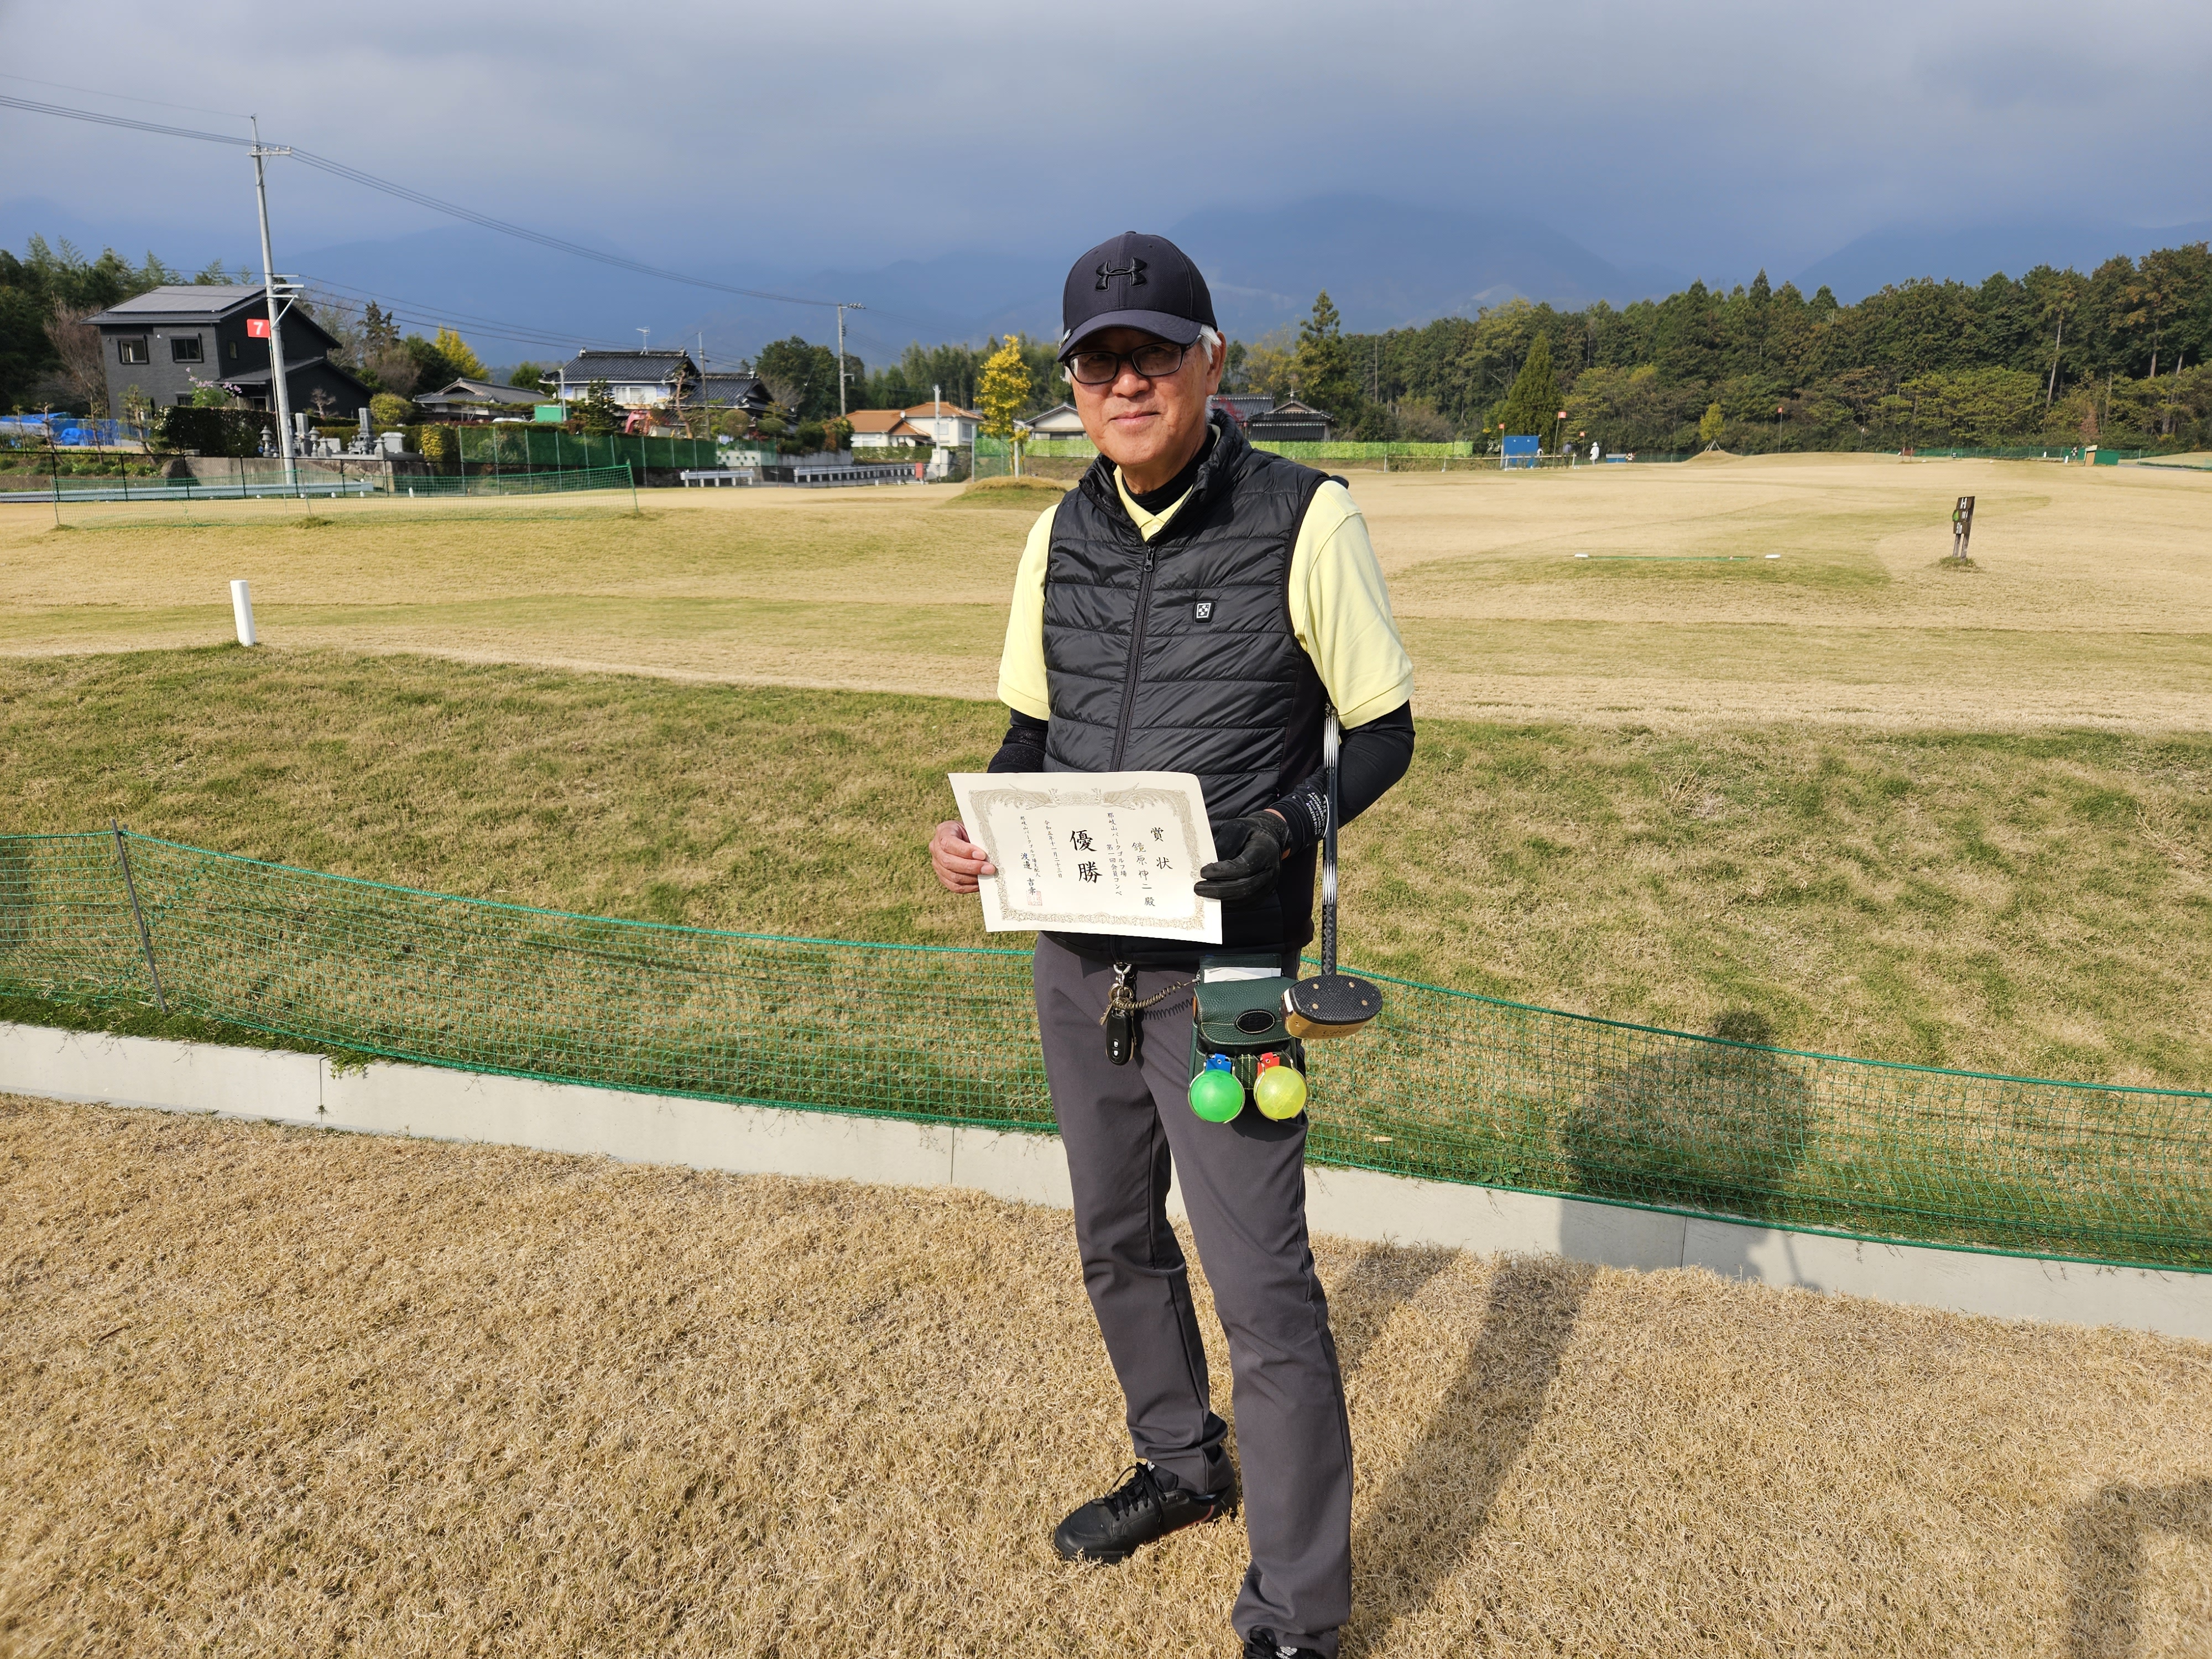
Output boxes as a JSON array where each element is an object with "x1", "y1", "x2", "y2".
[{"x1": 950, "y1": 770, "x2": 1222, "y2": 943}]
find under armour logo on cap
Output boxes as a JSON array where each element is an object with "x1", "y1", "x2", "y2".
[{"x1": 1095, "y1": 258, "x2": 1147, "y2": 289}]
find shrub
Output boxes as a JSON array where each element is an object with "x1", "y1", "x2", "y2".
[
  {"x1": 369, "y1": 392, "x2": 413, "y2": 427},
  {"x1": 154, "y1": 405, "x2": 279, "y2": 458}
]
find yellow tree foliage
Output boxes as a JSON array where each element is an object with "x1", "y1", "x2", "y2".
[
  {"x1": 976, "y1": 338, "x2": 1031, "y2": 444},
  {"x1": 434, "y1": 327, "x2": 489, "y2": 380}
]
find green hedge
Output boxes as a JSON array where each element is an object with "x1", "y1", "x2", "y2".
[{"x1": 153, "y1": 406, "x2": 279, "y2": 458}]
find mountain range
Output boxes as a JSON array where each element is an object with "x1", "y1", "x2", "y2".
[{"x1": 5, "y1": 192, "x2": 2206, "y2": 371}]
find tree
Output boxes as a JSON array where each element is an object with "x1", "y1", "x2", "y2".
[
  {"x1": 1294, "y1": 291, "x2": 1359, "y2": 418},
  {"x1": 977, "y1": 337, "x2": 1031, "y2": 442},
  {"x1": 573, "y1": 378, "x2": 620, "y2": 435},
  {"x1": 398, "y1": 335, "x2": 460, "y2": 394},
  {"x1": 432, "y1": 326, "x2": 487, "y2": 380},
  {"x1": 755, "y1": 336, "x2": 843, "y2": 422},
  {"x1": 1698, "y1": 400, "x2": 1725, "y2": 447},
  {"x1": 369, "y1": 392, "x2": 412, "y2": 427},
  {"x1": 508, "y1": 361, "x2": 546, "y2": 390},
  {"x1": 1239, "y1": 326, "x2": 1298, "y2": 401},
  {"x1": 346, "y1": 302, "x2": 414, "y2": 394},
  {"x1": 43, "y1": 304, "x2": 107, "y2": 414},
  {"x1": 1497, "y1": 329, "x2": 1562, "y2": 440}
]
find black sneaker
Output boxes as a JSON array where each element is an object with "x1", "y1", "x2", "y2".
[
  {"x1": 1242, "y1": 1631, "x2": 1324, "y2": 1658},
  {"x1": 1051, "y1": 1460, "x2": 1237, "y2": 1563}
]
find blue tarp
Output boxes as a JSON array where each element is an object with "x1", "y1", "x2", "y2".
[{"x1": 0, "y1": 415, "x2": 148, "y2": 447}]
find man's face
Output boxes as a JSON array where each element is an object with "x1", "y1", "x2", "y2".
[{"x1": 1068, "y1": 326, "x2": 1226, "y2": 478}]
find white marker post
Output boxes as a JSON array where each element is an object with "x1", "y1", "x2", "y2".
[{"x1": 230, "y1": 580, "x2": 258, "y2": 647}]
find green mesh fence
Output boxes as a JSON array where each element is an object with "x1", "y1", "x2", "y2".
[
  {"x1": 454, "y1": 427, "x2": 723, "y2": 473},
  {"x1": 2, "y1": 831, "x2": 2205, "y2": 1271},
  {"x1": 390, "y1": 464, "x2": 637, "y2": 499}
]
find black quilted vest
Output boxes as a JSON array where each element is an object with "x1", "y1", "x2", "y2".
[{"x1": 1041, "y1": 415, "x2": 1331, "y2": 965}]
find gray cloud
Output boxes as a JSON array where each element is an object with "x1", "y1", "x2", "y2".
[{"x1": 4, "y1": 0, "x2": 2207, "y2": 325}]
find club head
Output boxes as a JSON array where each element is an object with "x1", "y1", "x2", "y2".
[{"x1": 1282, "y1": 972, "x2": 1383, "y2": 1040}]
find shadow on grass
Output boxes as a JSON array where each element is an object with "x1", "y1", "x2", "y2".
[
  {"x1": 1344, "y1": 1255, "x2": 1594, "y2": 1654},
  {"x1": 1559, "y1": 1015, "x2": 1813, "y2": 1221},
  {"x1": 1326, "y1": 1242, "x2": 1464, "y2": 1378},
  {"x1": 2063, "y1": 1479, "x2": 2212, "y2": 1658}
]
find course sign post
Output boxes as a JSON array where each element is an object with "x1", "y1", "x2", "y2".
[
  {"x1": 1952, "y1": 495, "x2": 1976, "y2": 562},
  {"x1": 1502, "y1": 435, "x2": 1540, "y2": 471}
]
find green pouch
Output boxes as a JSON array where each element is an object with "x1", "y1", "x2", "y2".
[{"x1": 1188, "y1": 952, "x2": 1306, "y2": 1103}]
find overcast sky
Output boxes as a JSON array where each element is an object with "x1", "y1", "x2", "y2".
[{"x1": 4, "y1": 0, "x2": 2209, "y2": 330}]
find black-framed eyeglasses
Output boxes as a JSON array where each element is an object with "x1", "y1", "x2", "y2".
[{"x1": 1064, "y1": 341, "x2": 1192, "y2": 385}]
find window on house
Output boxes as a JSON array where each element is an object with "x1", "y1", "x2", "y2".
[
  {"x1": 171, "y1": 335, "x2": 205, "y2": 363},
  {"x1": 228, "y1": 341, "x2": 239, "y2": 361},
  {"x1": 175, "y1": 392, "x2": 195, "y2": 405},
  {"x1": 118, "y1": 338, "x2": 149, "y2": 364}
]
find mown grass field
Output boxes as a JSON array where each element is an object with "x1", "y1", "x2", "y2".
[
  {"x1": 5, "y1": 455, "x2": 2210, "y2": 728},
  {"x1": 4, "y1": 1095, "x2": 2208, "y2": 1659}
]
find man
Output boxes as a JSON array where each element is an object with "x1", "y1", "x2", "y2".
[{"x1": 930, "y1": 231, "x2": 1415, "y2": 1659}]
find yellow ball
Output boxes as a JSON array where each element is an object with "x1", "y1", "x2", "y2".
[{"x1": 1253, "y1": 1061, "x2": 1307, "y2": 1121}]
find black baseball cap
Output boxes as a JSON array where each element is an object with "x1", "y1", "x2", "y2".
[{"x1": 1059, "y1": 231, "x2": 1217, "y2": 360}]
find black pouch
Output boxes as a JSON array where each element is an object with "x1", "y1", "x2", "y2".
[{"x1": 1187, "y1": 952, "x2": 1306, "y2": 1112}]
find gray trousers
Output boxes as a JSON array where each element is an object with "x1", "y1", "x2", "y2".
[{"x1": 1034, "y1": 936, "x2": 1353, "y2": 1655}]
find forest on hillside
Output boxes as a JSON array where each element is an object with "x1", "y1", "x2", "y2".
[
  {"x1": 1265, "y1": 246, "x2": 2212, "y2": 453},
  {"x1": 6, "y1": 231, "x2": 2208, "y2": 452}
]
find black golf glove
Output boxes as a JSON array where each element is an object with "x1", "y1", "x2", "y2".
[{"x1": 1194, "y1": 813, "x2": 1288, "y2": 902}]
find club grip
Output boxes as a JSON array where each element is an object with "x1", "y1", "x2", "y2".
[{"x1": 1321, "y1": 708, "x2": 1340, "y2": 975}]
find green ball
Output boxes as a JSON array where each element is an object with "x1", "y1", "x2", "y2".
[
  {"x1": 1253, "y1": 1062, "x2": 1307, "y2": 1121},
  {"x1": 1190, "y1": 1066, "x2": 1245, "y2": 1123}
]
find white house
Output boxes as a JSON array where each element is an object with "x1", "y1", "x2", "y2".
[
  {"x1": 902, "y1": 400, "x2": 979, "y2": 448},
  {"x1": 1025, "y1": 401, "x2": 1088, "y2": 440},
  {"x1": 846, "y1": 409, "x2": 930, "y2": 449},
  {"x1": 557, "y1": 349, "x2": 699, "y2": 410}
]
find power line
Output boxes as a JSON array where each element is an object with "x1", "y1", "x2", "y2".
[
  {"x1": 0, "y1": 92, "x2": 257, "y2": 149},
  {"x1": 0, "y1": 91, "x2": 872, "y2": 316},
  {"x1": 292, "y1": 273, "x2": 636, "y2": 354},
  {"x1": 0, "y1": 72, "x2": 253, "y2": 123}
]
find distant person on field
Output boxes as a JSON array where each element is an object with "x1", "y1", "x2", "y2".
[{"x1": 930, "y1": 232, "x2": 1415, "y2": 1659}]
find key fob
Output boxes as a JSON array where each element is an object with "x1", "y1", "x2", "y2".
[{"x1": 1105, "y1": 1004, "x2": 1135, "y2": 1066}]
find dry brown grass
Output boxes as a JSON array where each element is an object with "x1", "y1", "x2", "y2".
[
  {"x1": 6, "y1": 456, "x2": 2209, "y2": 728},
  {"x1": 2, "y1": 1094, "x2": 2207, "y2": 1657}
]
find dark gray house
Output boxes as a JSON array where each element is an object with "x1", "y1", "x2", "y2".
[
  {"x1": 1245, "y1": 398, "x2": 1334, "y2": 443},
  {"x1": 1207, "y1": 392, "x2": 1274, "y2": 431},
  {"x1": 85, "y1": 285, "x2": 372, "y2": 420},
  {"x1": 413, "y1": 377, "x2": 546, "y2": 420},
  {"x1": 696, "y1": 371, "x2": 773, "y2": 417}
]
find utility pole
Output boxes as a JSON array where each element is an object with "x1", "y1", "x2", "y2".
[
  {"x1": 836, "y1": 301, "x2": 864, "y2": 418},
  {"x1": 249, "y1": 116, "x2": 299, "y2": 498},
  {"x1": 2045, "y1": 306, "x2": 2067, "y2": 411}
]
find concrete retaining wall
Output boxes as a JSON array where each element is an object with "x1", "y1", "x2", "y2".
[{"x1": 4, "y1": 1020, "x2": 2205, "y2": 1342}]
